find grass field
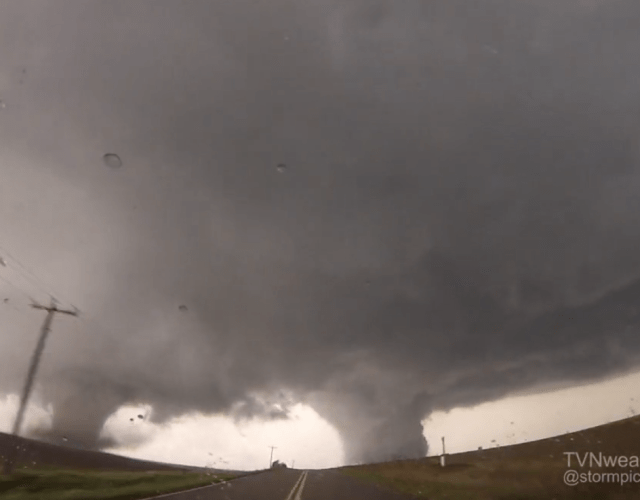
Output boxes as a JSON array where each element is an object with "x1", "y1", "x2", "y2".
[
  {"x1": 339, "y1": 414, "x2": 640, "y2": 499},
  {"x1": 0, "y1": 464, "x2": 237, "y2": 500},
  {"x1": 341, "y1": 458, "x2": 575, "y2": 499}
]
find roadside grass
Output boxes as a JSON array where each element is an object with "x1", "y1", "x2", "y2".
[
  {"x1": 339, "y1": 415, "x2": 640, "y2": 499},
  {"x1": 339, "y1": 457, "x2": 640, "y2": 499},
  {"x1": 340, "y1": 458, "x2": 565, "y2": 499},
  {"x1": 0, "y1": 464, "x2": 238, "y2": 500}
]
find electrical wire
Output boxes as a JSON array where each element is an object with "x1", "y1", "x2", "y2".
[
  {"x1": 0, "y1": 244, "x2": 77, "y2": 310},
  {"x1": 0, "y1": 245, "x2": 53, "y2": 291},
  {"x1": 0, "y1": 272, "x2": 36, "y2": 304},
  {"x1": 1, "y1": 250, "x2": 60, "y2": 302}
]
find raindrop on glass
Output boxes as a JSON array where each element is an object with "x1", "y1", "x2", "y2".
[
  {"x1": 0, "y1": 100, "x2": 5, "y2": 109},
  {"x1": 276, "y1": 163, "x2": 287, "y2": 173},
  {"x1": 103, "y1": 153, "x2": 122, "y2": 169},
  {"x1": 179, "y1": 305, "x2": 188, "y2": 312}
]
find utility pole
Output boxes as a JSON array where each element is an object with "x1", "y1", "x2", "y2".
[
  {"x1": 3, "y1": 299, "x2": 78, "y2": 476},
  {"x1": 268, "y1": 445, "x2": 277, "y2": 469}
]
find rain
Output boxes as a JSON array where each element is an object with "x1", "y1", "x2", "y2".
[{"x1": 102, "y1": 153, "x2": 122, "y2": 169}]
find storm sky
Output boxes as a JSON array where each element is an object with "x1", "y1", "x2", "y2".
[{"x1": 2, "y1": 0, "x2": 640, "y2": 465}]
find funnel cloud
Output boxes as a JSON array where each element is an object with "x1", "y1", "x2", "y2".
[{"x1": 1, "y1": 0, "x2": 640, "y2": 464}]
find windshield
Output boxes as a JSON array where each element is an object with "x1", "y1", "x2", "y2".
[{"x1": 1, "y1": 0, "x2": 640, "y2": 482}]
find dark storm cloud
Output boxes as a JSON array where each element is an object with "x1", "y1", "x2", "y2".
[
  {"x1": 2, "y1": 0, "x2": 640, "y2": 463},
  {"x1": 230, "y1": 395, "x2": 292, "y2": 422}
]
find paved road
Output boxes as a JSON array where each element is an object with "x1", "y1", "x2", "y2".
[{"x1": 142, "y1": 469, "x2": 417, "y2": 500}]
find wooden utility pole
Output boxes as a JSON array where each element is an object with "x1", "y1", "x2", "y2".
[
  {"x1": 3, "y1": 300, "x2": 78, "y2": 475},
  {"x1": 268, "y1": 445, "x2": 277, "y2": 469}
]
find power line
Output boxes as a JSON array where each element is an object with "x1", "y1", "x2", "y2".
[
  {"x1": 0, "y1": 272, "x2": 36, "y2": 304},
  {"x1": 0, "y1": 245, "x2": 57, "y2": 299},
  {"x1": 0, "y1": 244, "x2": 77, "y2": 309}
]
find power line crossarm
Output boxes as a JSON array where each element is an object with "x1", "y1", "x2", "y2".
[{"x1": 30, "y1": 303, "x2": 79, "y2": 316}]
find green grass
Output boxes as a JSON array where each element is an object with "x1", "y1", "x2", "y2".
[
  {"x1": 339, "y1": 457, "x2": 640, "y2": 500},
  {"x1": 338, "y1": 416, "x2": 640, "y2": 499},
  {"x1": 0, "y1": 465, "x2": 238, "y2": 500}
]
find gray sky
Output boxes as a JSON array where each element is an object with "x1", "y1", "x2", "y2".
[{"x1": 2, "y1": 0, "x2": 640, "y2": 465}]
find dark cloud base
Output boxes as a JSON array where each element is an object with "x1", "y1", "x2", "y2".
[{"x1": 1, "y1": 0, "x2": 640, "y2": 464}]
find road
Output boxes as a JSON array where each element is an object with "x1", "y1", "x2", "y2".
[{"x1": 142, "y1": 468, "x2": 417, "y2": 500}]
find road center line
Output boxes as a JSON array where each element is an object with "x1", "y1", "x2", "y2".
[
  {"x1": 294, "y1": 470, "x2": 308, "y2": 500},
  {"x1": 285, "y1": 471, "x2": 306, "y2": 500}
]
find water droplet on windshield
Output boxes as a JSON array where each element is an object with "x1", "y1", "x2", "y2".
[
  {"x1": 276, "y1": 163, "x2": 287, "y2": 173},
  {"x1": 179, "y1": 305, "x2": 188, "y2": 312},
  {"x1": 103, "y1": 153, "x2": 122, "y2": 169},
  {"x1": 0, "y1": 100, "x2": 6, "y2": 109}
]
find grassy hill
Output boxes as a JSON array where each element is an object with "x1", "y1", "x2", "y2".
[
  {"x1": 0, "y1": 432, "x2": 240, "y2": 499},
  {"x1": 339, "y1": 414, "x2": 640, "y2": 499},
  {"x1": 0, "y1": 431, "x2": 192, "y2": 472}
]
